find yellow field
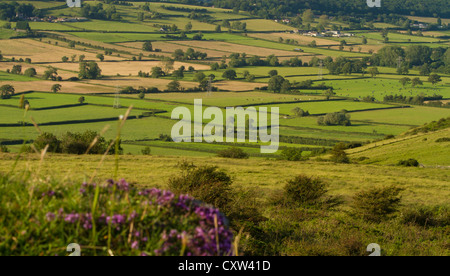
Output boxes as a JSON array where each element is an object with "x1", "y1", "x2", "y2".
[
  {"x1": 81, "y1": 76, "x2": 199, "y2": 91},
  {"x1": 0, "y1": 80, "x2": 112, "y2": 94},
  {"x1": 172, "y1": 40, "x2": 307, "y2": 58},
  {"x1": 239, "y1": 19, "x2": 297, "y2": 32},
  {"x1": 117, "y1": 41, "x2": 230, "y2": 59},
  {"x1": 0, "y1": 39, "x2": 117, "y2": 63},
  {"x1": 407, "y1": 16, "x2": 450, "y2": 25},
  {"x1": 212, "y1": 80, "x2": 266, "y2": 91},
  {"x1": 248, "y1": 32, "x2": 340, "y2": 46},
  {"x1": 328, "y1": 44, "x2": 385, "y2": 53},
  {"x1": 46, "y1": 60, "x2": 210, "y2": 77}
]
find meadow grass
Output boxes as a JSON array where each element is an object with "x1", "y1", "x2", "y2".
[
  {"x1": 0, "y1": 153, "x2": 448, "y2": 207},
  {"x1": 68, "y1": 32, "x2": 171, "y2": 43},
  {"x1": 348, "y1": 128, "x2": 450, "y2": 166}
]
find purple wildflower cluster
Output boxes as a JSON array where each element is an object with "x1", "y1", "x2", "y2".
[
  {"x1": 47, "y1": 180, "x2": 233, "y2": 256},
  {"x1": 63, "y1": 212, "x2": 93, "y2": 230},
  {"x1": 148, "y1": 193, "x2": 233, "y2": 256},
  {"x1": 106, "y1": 179, "x2": 130, "y2": 191}
]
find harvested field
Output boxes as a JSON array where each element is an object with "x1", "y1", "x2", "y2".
[
  {"x1": 248, "y1": 32, "x2": 340, "y2": 46},
  {"x1": 0, "y1": 62, "x2": 78, "y2": 79},
  {"x1": 80, "y1": 77, "x2": 199, "y2": 91},
  {"x1": 327, "y1": 44, "x2": 385, "y2": 53},
  {"x1": 117, "y1": 41, "x2": 230, "y2": 59},
  {"x1": 212, "y1": 80, "x2": 266, "y2": 91},
  {"x1": 45, "y1": 60, "x2": 210, "y2": 77},
  {"x1": 171, "y1": 40, "x2": 308, "y2": 58},
  {"x1": 239, "y1": 19, "x2": 296, "y2": 32},
  {"x1": 0, "y1": 39, "x2": 115, "y2": 63},
  {"x1": 1, "y1": 80, "x2": 112, "y2": 94}
]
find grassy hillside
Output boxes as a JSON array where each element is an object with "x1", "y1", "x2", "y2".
[{"x1": 348, "y1": 128, "x2": 450, "y2": 166}]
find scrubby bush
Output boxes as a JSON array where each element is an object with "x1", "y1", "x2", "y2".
[
  {"x1": 330, "y1": 149, "x2": 350, "y2": 164},
  {"x1": 397, "y1": 159, "x2": 419, "y2": 167},
  {"x1": 318, "y1": 112, "x2": 351, "y2": 126},
  {"x1": 61, "y1": 131, "x2": 120, "y2": 155},
  {"x1": 283, "y1": 175, "x2": 328, "y2": 206},
  {"x1": 291, "y1": 107, "x2": 309, "y2": 117},
  {"x1": 0, "y1": 176, "x2": 233, "y2": 256},
  {"x1": 32, "y1": 131, "x2": 121, "y2": 155},
  {"x1": 351, "y1": 186, "x2": 403, "y2": 222},
  {"x1": 141, "y1": 146, "x2": 151, "y2": 155},
  {"x1": 33, "y1": 132, "x2": 61, "y2": 153},
  {"x1": 217, "y1": 147, "x2": 249, "y2": 159},
  {"x1": 0, "y1": 144, "x2": 9, "y2": 153},
  {"x1": 168, "y1": 162, "x2": 233, "y2": 212},
  {"x1": 435, "y1": 137, "x2": 450, "y2": 143},
  {"x1": 401, "y1": 206, "x2": 450, "y2": 227},
  {"x1": 280, "y1": 147, "x2": 305, "y2": 161}
]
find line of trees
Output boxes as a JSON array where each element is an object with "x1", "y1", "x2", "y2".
[
  {"x1": 172, "y1": 48, "x2": 207, "y2": 61},
  {"x1": 371, "y1": 45, "x2": 450, "y2": 75}
]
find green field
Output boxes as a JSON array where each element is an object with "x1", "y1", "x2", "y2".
[{"x1": 1, "y1": 0, "x2": 450, "y2": 257}]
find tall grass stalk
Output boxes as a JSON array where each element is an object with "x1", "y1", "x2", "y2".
[{"x1": 8, "y1": 104, "x2": 30, "y2": 176}]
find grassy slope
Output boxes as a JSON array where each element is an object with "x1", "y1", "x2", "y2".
[
  {"x1": 348, "y1": 128, "x2": 450, "y2": 166},
  {"x1": 0, "y1": 153, "x2": 448, "y2": 207}
]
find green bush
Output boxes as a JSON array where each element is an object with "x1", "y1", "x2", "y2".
[
  {"x1": 397, "y1": 159, "x2": 419, "y2": 167},
  {"x1": 330, "y1": 149, "x2": 350, "y2": 164},
  {"x1": 435, "y1": 137, "x2": 450, "y2": 143},
  {"x1": 168, "y1": 162, "x2": 233, "y2": 213},
  {"x1": 280, "y1": 147, "x2": 305, "y2": 161},
  {"x1": 0, "y1": 144, "x2": 9, "y2": 153},
  {"x1": 351, "y1": 186, "x2": 403, "y2": 222},
  {"x1": 168, "y1": 162, "x2": 263, "y2": 229},
  {"x1": 217, "y1": 147, "x2": 249, "y2": 159},
  {"x1": 318, "y1": 112, "x2": 351, "y2": 126},
  {"x1": 283, "y1": 175, "x2": 328, "y2": 206},
  {"x1": 141, "y1": 146, "x2": 151, "y2": 155},
  {"x1": 401, "y1": 206, "x2": 450, "y2": 227},
  {"x1": 33, "y1": 132, "x2": 61, "y2": 153},
  {"x1": 34, "y1": 131, "x2": 121, "y2": 155}
]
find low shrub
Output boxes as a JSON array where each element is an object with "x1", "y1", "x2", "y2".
[
  {"x1": 435, "y1": 137, "x2": 450, "y2": 143},
  {"x1": 283, "y1": 175, "x2": 328, "y2": 206},
  {"x1": 280, "y1": 147, "x2": 305, "y2": 161},
  {"x1": 0, "y1": 144, "x2": 9, "y2": 153},
  {"x1": 351, "y1": 186, "x2": 403, "y2": 222},
  {"x1": 33, "y1": 131, "x2": 121, "y2": 155},
  {"x1": 168, "y1": 162, "x2": 233, "y2": 213},
  {"x1": 330, "y1": 149, "x2": 350, "y2": 164},
  {"x1": 401, "y1": 206, "x2": 450, "y2": 227},
  {"x1": 141, "y1": 146, "x2": 151, "y2": 155},
  {"x1": 397, "y1": 159, "x2": 419, "y2": 167},
  {"x1": 217, "y1": 147, "x2": 249, "y2": 159},
  {"x1": 33, "y1": 132, "x2": 60, "y2": 153}
]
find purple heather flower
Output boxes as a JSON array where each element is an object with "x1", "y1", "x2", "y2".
[
  {"x1": 45, "y1": 212, "x2": 55, "y2": 222},
  {"x1": 64, "y1": 213, "x2": 80, "y2": 223},
  {"x1": 107, "y1": 214, "x2": 127, "y2": 226},
  {"x1": 117, "y1": 179, "x2": 129, "y2": 191},
  {"x1": 131, "y1": 241, "x2": 139, "y2": 250}
]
